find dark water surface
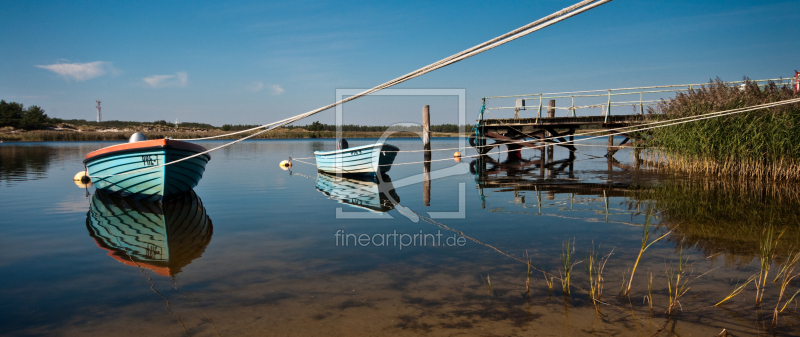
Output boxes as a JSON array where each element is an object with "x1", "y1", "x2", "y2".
[{"x1": 1, "y1": 138, "x2": 799, "y2": 336}]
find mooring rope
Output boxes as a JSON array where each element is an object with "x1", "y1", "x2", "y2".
[{"x1": 87, "y1": 0, "x2": 612, "y2": 178}]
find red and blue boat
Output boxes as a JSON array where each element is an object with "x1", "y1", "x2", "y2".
[{"x1": 84, "y1": 133, "x2": 210, "y2": 201}]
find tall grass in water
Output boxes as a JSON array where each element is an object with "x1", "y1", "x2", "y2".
[
  {"x1": 581, "y1": 244, "x2": 613, "y2": 312},
  {"x1": 560, "y1": 238, "x2": 577, "y2": 295},
  {"x1": 644, "y1": 271, "x2": 654, "y2": 310},
  {"x1": 715, "y1": 275, "x2": 756, "y2": 307},
  {"x1": 773, "y1": 251, "x2": 800, "y2": 323},
  {"x1": 642, "y1": 78, "x2": 800, "y2": 181},
  {"x1": 755, "y1": 227, "x2": 785, "y2": 307},
  {"x1": 625, "y1": 211, "x2": 671, "y2": 296},
  {"x1": 665, "y1": 245, "x2": 692, "y2": 315}
]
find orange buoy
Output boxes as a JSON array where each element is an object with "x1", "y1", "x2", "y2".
[
  {"x1": 279, "y1": 160, "x2": 292, "y2": 170},
  {"x1": 453, "y1": 151, "x2": 461, "y2": 158}
]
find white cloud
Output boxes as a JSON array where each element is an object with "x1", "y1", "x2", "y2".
[
  {"x1": 248, "y1": 81, "x2": 265, "y2": 92},
  {"x1": 36, "y1": 61, "x2": 116, "y2": 81},
  {"x1": 143, "y1": 71, "x2": 188, "y2": 88},
  {"x1": 270, "y1": 84, "x2": 285, "y2": 95}
]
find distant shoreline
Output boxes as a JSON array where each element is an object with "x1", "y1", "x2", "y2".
[{"x1": 0, "y1": 129, "x2": 461, "y2": 142}]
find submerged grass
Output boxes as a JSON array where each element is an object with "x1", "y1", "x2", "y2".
[
  {"x1": 625, "y1": 211, "x2": 671, "y2": 296},
  {"x1": 560, "y1": 238, "x2": 577, "y2": 295},
  {"x1": 715, "y1": 275, "x2": 756, "y2": 307},
  {"x1": 642, "y1": 78, "x2": 800, "y2": 181},
  {"x1": 665, "y1": 245, "x2": 692, "y2": 316},
  {"x1": 756, "y1": 226, "x2": 785, "y2": 307},
  {"x1": 773, "y1": 251, "x2": 800, "y2": 323},
  {"x1": 582, "y1": 244, "x2": 613, "y2": 312}
]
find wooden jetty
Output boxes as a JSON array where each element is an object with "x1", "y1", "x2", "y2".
[
  {"x1": 470, "y1": 100, "x2": 650, "y2": 156},
  {"x1": 469, "y1": 78, "x2": 788, "y2": 157}
]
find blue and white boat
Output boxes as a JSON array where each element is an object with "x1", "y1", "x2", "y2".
[
  {"x1": 84, "y1": 133, "x2": 210, "y2": 201},
  {"x1": 314, "y1": 142, "x2": 399, "y2": 175}
]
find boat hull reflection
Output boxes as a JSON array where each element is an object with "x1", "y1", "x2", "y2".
[
  {"x1": 86, "y1": 190, "x2": 213, "y2": 276},
  {"x1": 315, "y1": 172, "x2": 400, "y2": 212}
]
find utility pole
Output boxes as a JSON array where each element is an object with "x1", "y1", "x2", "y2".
[{"x1": 96, "y1": 100, "x2": 102, "y2": 122}]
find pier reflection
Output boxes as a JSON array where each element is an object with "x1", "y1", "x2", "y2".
[
  {"x1": 85, "y1": 190, "x2": 213, "y2": 276},
  {"x1": 315, "y1": 172, "x2": 400, "y2": 212}
]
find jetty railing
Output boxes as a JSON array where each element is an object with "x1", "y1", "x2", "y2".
[{"x1": 480, "y1": 77, "x2": 795, "y2": 123}]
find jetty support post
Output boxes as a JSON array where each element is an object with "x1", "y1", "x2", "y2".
[
  {"x1": 423, "y1": 105, "x2": 431, "y2": 152},
  {"x1": 423, "y1": 105, "x2": 431, "y2": 206}
]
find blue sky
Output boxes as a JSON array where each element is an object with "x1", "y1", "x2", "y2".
[{"x1": 1, "y1": 0, "x2": 798, "y2": 126}]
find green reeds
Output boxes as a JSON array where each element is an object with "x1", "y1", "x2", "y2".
[
  {"x1": 524, "y1": 251, "x2": 531, "y2": 295},
  {"x1": 625, "y1": 211, "x2": 672, "y2": 296},
  {"x1": 773, "y1": 251, "x2": 800, "y2": 322},
  {"x1": 560, "y1": 238, "x2": 577, "y2": 295},
  {"x1": 582, "y1": 244, "x2": 613, "y2": 311},
  {"x1": 755, "y1": 227, "x2": 785, "y2": 307},
  {"x1": 643, "y1": 78, "x2": 800, "y2": 181},
  {"x1": 715, "y1": 275, "x2": 756, "y2": 306},
  {"x1": 644, "y1": 271, "x2": 654, "y2": 310},
  {"x1": 665, "y1": 245, "x2": 691, "y2": 315},
  {"x1": 543, "y1": 272, "x2": 554, "y2": 293}
]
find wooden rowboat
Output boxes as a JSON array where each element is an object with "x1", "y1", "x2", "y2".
[
  {"x1": 314, "y1": 143, "x2": 399, "y2": 175},
  {"x1": 84, "y1": 135, "x2": 209, "y2": 201}
]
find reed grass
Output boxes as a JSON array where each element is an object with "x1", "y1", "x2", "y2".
[
  {"x1": 644, "y1": 271, "x2": 654, "y2": 310},
  {"x1": 524, "y1": 251, "x2": 531, "y2": 295},
  {"x1": 543, "y1": 272, "x2": 554, "y2": 293},
  {"x1": 665, "y1": 245, "x2": 691, "y2": 315},
  {"x1": 560, "y1": 238, "x2": 577, "y2": 295},
  {"x1": 582, "y1": 244, "x2": 613, "y2": 312},
  {"x1": 756, "y1": 227, "x2": 785, "y2": 307},
  {"x1": 625, "y1": 211, "x2": 672, "y2": 296},
  {"x1": 715, "y1": 275, "x2": 756, "y2": 306},
  {"x1": 642, "y1": 78, "x2": 800, "y2": 181},
  {"x1": 773, "y1": 251, "x2": 800, "y2": 323}
]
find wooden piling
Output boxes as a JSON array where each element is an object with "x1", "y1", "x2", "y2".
[
  {"x1": 548, "y1": 99, "x2": 556, "y2": 118},
  {"x1": 422, "y1": 105, "x2": 431, "y2": 152},
  {"x1": 423, "y1": 161, "x2": 431, "y2": 206},
  {"x1": 423, "y1": 105, "x2": 431, "y2": 206}
]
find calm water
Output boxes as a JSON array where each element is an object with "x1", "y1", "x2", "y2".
[{"x1": 1, "y1": 138, "x2": 799, "y2": 336}]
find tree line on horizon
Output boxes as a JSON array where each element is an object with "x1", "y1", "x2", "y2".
[
  {"x1": 221, "y1": 121, "x2": 465, "y2": 133},
  {"x1": 2, "y1": 99, "x2": 468, "y2": 133}
]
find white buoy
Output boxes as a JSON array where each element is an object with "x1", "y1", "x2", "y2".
[
  {"x1": 129, "y1": 132, "x2": 147, "y2": 143},
  {"x1": 73, "y1": 171, "x2": 92, "y2": 188},
  {"x1": 279, "y1": 160, "x2": 292, "y2": 170}
]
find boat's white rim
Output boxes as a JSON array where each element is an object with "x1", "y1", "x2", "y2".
[{"x1": 314, "y1": 143, "x2": 386, "y2": 156}]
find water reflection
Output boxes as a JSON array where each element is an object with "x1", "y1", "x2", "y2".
[
  {"x1": 85, "y1": 190, "x2": 213, "y2": 276},
  {"x1": 0, "y1": 145, "x2": 58, "y2": 184},
  {"x1": 634, "y1": 180, "x2": 800, "y2": 265},
  {"x1": 471, "y1": 154, "x2": 800, "y2": 265},
  {"x1": 315, "y1": 172, "x2": 400, "y2": 212}
]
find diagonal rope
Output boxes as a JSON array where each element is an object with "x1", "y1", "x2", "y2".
[
  {"x1": 88, "y1": 0, "x2": 613, "y2": 178},
  {"x1": 176, "y1": 0, "x2": 610, "y2": 141}
]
